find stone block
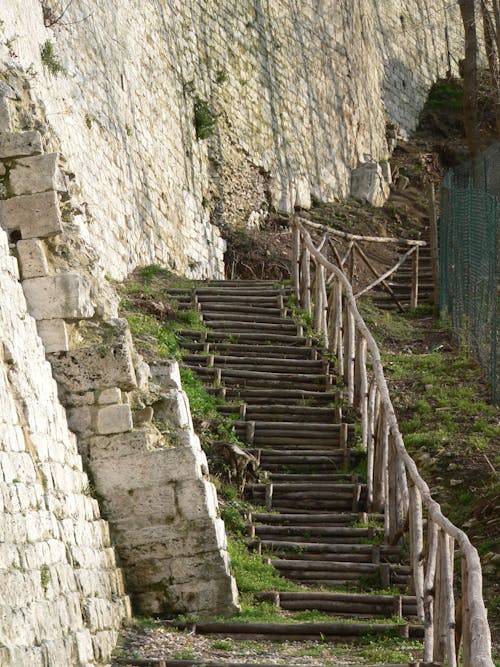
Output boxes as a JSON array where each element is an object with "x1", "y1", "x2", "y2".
[
  {"x1": 16, "y1": 239, "x2": 49, "y2": 278},
  {"x1": 36, "y1": 319, "x2": 69, "y2": 353},
  {"x1": 9, "y1": 153, "x2": 67, "y2": 196},
  {"x1": 48, "y1": 332, "x2": 137, "y2": 393},
  {"x1": 0, "y1": 191, "x2": 62, "y2": 238},
  {"x1": 294, "y1": 176, "x2": 312, "y2": 209},
  {"x1": 350, "y1": 161, "x2": 391, "y2": 208},
  {"x1": 22, "y1": 274, "x2": 94, "y2": 320},
  {"x1": 0, "y1": 131, "x2": 42, "y2": 158},
  {"x1": 67, "y1": 406, "x2": 92, "y2": 435},
  {"x1": 96, "y1": 388, "x2": 121, "y2": 405},
  {"x1": 150, "y1": 360, "x2": 182, "y2": 390},
  {"x1": 95, "y1": 404, "x2": 133, "y2": 435},
  {"x1": 0, "y1": 98, "x2": 11, "y2": 132}
]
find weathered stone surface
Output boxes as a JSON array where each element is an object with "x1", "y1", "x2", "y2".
[
  {"x1": 95, "y1": 404, "x2": 133, "y2": 435},
  {"x1": 0, "y1": 130, "x2": 41, "y2": 158},
  {"x1": 67, "y1": 406, "x2": 92, "y2": 435},
  {"x1": 150, "y1": 360, "x2": 182, "y2": 391},
  {"x1": 0, "y1": 191, "x2": 62, "y2": 238},
  {"x1": 36, "y1": 319, "x2": 69, "y2": 353},
  {"x1": 0, "y1": 227, "x2": 129, "y2": 665},
  {"x1": 0, "y1": 97, "x2": 11, "y2": 132},
  {"x1": 22, "y1": 274, "x2": 94, "y2": 320},
  {"x1": 9, "y1": 153, "x2": 67, "y2": 196},
  {"x1": 350, "y1": 161, "x2": 391, "y2": 208},
  {"x1": 97, "y1": 387, "x2": 122, "y2": 405},
  {"x1": 49, "y1": 323, "x2": 137, "y2": 393},
  {"x1": 16, "y1": 239, "x2": 49, "y2": 279}
]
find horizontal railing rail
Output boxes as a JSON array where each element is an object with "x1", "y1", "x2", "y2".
[
  {"x1": 296, "y1": 216, "x2": 427, "y2": 311},
  {"x1": 292, "y1": 216, "x2": 493, "y2": 667}
]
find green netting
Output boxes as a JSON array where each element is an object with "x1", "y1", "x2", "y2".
[{"x1": 440, "y1": 142, "x2": 499, "y2": 405}]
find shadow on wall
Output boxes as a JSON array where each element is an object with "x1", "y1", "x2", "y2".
[{"x1": 371, "y1": 0, "x2": 459, "y2": 134}]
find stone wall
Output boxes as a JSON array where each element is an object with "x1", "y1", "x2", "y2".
[
  {"x1": 0, "y1": 226, "x2": 130, "y2": 665},
  {"x1": 0, "y1": 127, "x2": 239, "y2": 623},
  {"x1": 1, "y1": 0, "x2": 462, "y2": 280}
]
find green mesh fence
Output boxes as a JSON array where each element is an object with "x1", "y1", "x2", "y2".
[{"x1": 440, "y1": 143, "x2": 499, "y2": 405}]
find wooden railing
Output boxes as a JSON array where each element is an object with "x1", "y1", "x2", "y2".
[
  {"x1": 292, "y1": 217, "x2": 493, "y2": 667},
  {"x1": 296, "y1": 216, "x2": 427, "y2": 311}
]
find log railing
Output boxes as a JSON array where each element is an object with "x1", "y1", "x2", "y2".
[
  {"x1": 292, "y1": 217, "x2": 493, "y2": 667},
  {"x1": 296, "y1": 216, "x2": 427, "y2": 311}
]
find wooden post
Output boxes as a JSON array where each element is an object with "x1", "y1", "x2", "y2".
[
  {"x1": 265, "y1": 483, "x2": 273, "y2": 511},
  {"x1": 336, "y1": 285, "x2": 344, "y2": 376},
  {"x1": 410, "y1": 245, "x2": 420, "y2": 310},
  {"x1": 373, "y1": 406, "x2": 388, "y2": 512},
  {"x1": 293, "y1": 220, "x2": 301, "y2": 302},
  {"x1": 427, "y1": 181, "x2": 440, "y2": 314},
  {"x1": 442, "y1": 533, "x2": 456, "y2": 667},
  {"x1": 300, "y1": 246, "x2": 311, "y2": 315},
  {"x1": 366, "y1": 381, "x2": 378, "y2": 510},
  {"x1": 424, "y1": 521, "x2": 438, "y2": 663},
  {"x1": 314, "y1": 260, "x2": 324, "y2": 333},
  {"x1": 344, "y1": 306, "x2": 355, "y2": 405},
  {"x1": 320, "y1": 270, "x2": 329, "y2": 348},
  {"x1": 409, "y1": 483, "x2": 425, "y2": 621},
  {"x1": 355, "y1": 337, "x2": 368, "y2": 442},
  {"x1": 461, "y1": 555, "x2": 471, "y2": 667},
  {"x1": 348, "y1": 242, "x2": 355, "y2": 284}
]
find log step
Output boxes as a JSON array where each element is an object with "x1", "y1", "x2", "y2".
[
  {"x1": 183, "y1": 355, "x2": 326, "y2": 370},
  {"x1": 115, "y1": 659, "x2": 436, "y2": 667},
  {"x1": 250, "y1": 512, "x2": 372, "y2": 525},
  {"x1": 178, "y1": 331, "x2": 311, "y2": 345},
  {"x1": 180, "y1": 342, "x2": 318, "y2": 358},
  {"x1": 164, "y1": 620, "x2": 416, "y2": 641}
]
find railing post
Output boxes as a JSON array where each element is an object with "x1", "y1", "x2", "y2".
[
  {"x1": 344, "y1": 305, "x2": 355, "y2": 405},
  {"x1": 427, "y1": 181, "x2": 440, "y2": 314},
  {"x1": 300, "y1": 246, "x2": 311, "y2": 315},
  {"x1": 409, "y1": 483, "x2": 425, "y2": 622},
  {"x1": 293, "y1": 220, "x2": 301, "y2": 303},
  {"x1": 410, "y1": 245, "x2": 419, "y2": 310},
  {"x1": 461, "y1": 555, "x2": 471, "y2": 667},
  {"x1": 314, "y1": 259, "x2": 323, "y2": 334},
  {"x1": 424, "y1": 521, "x2": 439, "y2": 662}
]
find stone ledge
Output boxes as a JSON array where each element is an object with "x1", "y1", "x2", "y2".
[
  {"x1": 0, "y1": 131, "x2": 42, "y2": 159},
  {"x1": 0, "y1": 190, "x2": 62, "y2": 238}
]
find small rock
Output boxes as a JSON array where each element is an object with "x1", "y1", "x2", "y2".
[{"x1": 450, "y1": 478, "x2": 464, "y2": 486}]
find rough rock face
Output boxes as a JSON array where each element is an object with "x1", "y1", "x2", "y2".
[
  {"x1": 1, "y1": 0, "x2": 462, "y2": 279},
  {"x1": 0, "y1": 226, "x2": 130, "y2": 666}
]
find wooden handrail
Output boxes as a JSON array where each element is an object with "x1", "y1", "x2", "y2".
[
  {"x1": 297, "y1": 215, "x2": 428, "y2": 246},
  {"x1": 292, "y1": 217, "x2": 493, "y2": 667}
]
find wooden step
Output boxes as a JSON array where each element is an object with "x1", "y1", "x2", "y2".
[
  {"x1": 223, "y1": 388, "x2": 337, "y2": 404},
  {"x1": 163, "y1": 620, "x2": 416, "y2": 641},
  {"x1": 180, "y1": 342, "x2": 318, "y2": 358},
  {"x1": 115, "y1": 659, "x2": 436, "y2": 667},
  {"x1": 184, "y1": 355, "x2": 326, "y2": 370},
  {"x1": 178, "y1": 330, "x2": 311, "y2": 345},
  {"x1": 256, "y1": 590, "x2": 417, "y2": 619}
]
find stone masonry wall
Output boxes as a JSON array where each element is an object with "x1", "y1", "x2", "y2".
[
  {"x1": 0, "y1": 226, "x2": 130, "y2": 666},
  {"x1": 0, "y1": 127, "x2": 239, "y2": 623},
  {"x1": 1, "y1": 1, "x2": 462, "y2": 280}
]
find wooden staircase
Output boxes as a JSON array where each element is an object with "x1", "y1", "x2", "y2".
[
  {"x1": 116, "y1": 279, "x2": 429, "y2": 666},
  {"x1": 372, "y1": 242, "x2": 434, "y2": 310}
]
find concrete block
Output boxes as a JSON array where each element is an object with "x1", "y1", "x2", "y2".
[
  {"x1": 22, "y1": 274, "x2": 94, "y2": 320},
  {"x1": 9, "y1": 153, "x2": 67, "y2": 196},
  {"x1": 36, "y1": 319, "x2": 69, "y2": 353},
  {"x1": 0, "y1": 131, "x2": 42, "y2": 158},
  {"x1": 350, "y1": 161, "x2": 391, "y2": 208},
  {"x1": 16, "y1": 239, "x2": 49, "y2": 278},
  {"x1": 0, "y1": 191, "x2": 62, "y2": 238},
  {"x1": 96, "y1": 388, "x2": 122, "y2": 405},
  {"x1": 95, "y1": 404, "x2": 133, "y2": 435}
]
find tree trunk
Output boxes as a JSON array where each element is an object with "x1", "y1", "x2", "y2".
[
  {"x1": 481, "y1": 0, "x2": 500, "y2": 136},
  {"x1": 459, "y1": 0, "x2": 481, "y2": 156}
]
